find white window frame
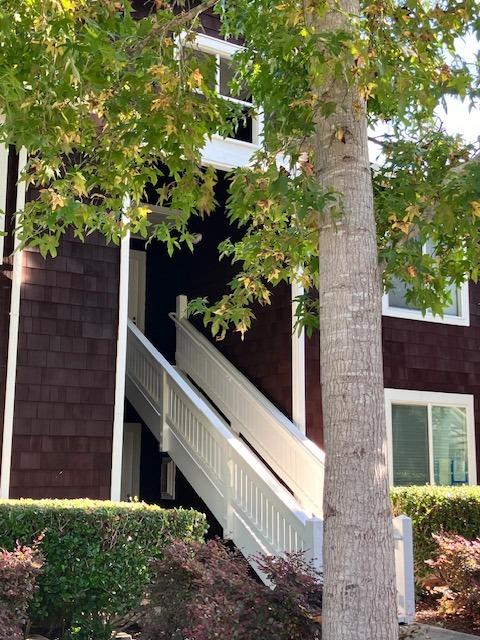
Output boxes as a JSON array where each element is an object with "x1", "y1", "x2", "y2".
[
  {"x1": 382, "y1": 281, "x2": 470, "y2": 327},
  {"x1": 178, "y1": 32, "x2": 263, "y2": 171},
  {"x1": 384, "y1": 388, "x2": 476, "y2": 486},
  {"x1": 382, "y1": 238, "x2": 470, "y2": 326}
]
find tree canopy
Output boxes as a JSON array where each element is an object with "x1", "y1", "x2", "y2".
[{"x1": 0, "y1": 0, "x2": 479, "y2": 336}]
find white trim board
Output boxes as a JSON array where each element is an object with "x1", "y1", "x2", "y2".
[
  {"x1": 110, "y1": 202, "x2": 131, "y2": 501},
  {"x1": 0, "y1": 147, "x2": 27, "y2": 498},
  {"x1": 384, "y1": 388, "x2": 476, "y2": 486},
  {"x1": 291, "y1": 282, "x2": 306, "y2": 434}
]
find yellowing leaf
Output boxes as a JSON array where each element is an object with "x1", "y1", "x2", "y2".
[{"x1": 470, "y1": 201, "x2": 480, "y2": 218}]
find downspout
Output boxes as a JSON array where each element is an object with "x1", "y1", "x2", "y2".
[
  {"x1": 110, "y1": 198, "x2": 131, "y2": 501},
  {"x1": 0, "y1": 147, "x2": 27, "y2": 498}
]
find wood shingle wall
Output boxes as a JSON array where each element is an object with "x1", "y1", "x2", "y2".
[{"x1": 8, "y1": 233, "x2": 119, "y2": 498}]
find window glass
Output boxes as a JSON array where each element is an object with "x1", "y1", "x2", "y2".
[
  {"x1": 186, "y1": 48, "x2": 216, "y2": 90},
  {"x1": 392, "y1": 404, "x2": 430, "y2": 486},
  {"x1": 387, "y1": 239, "x2": 461, "y2": 317},
  {"x1": 388, "y1": 278, "x2": 460, "y2": 316},
  {"x1": 219, "y1": 57, "x2": 251, "y2": 102},
  {"x1": 432, "y1": 406, "x2": 468, "y2": 485},
  {"x1": 185, "y1": 45, "x2": 256, "y2": 144}
]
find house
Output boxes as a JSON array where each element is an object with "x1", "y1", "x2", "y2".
[{"x1": 2, "y1": 2, "x2": 475, "y2": 622}]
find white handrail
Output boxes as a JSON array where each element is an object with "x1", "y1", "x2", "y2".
[
  {"x1": 170, "y1": 308, "x2": 325, "y2": 517},
  {"x1": 126, "y1": 319, "x2": 323, "y2": 569}
]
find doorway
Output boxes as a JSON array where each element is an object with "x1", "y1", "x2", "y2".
[{"x1": 128, "y1": 249, "x2": 146, "y2": 332}]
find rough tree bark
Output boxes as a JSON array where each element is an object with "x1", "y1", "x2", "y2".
[{"x1": 311, "y1": 1, "x2": 398, "y2": 638}]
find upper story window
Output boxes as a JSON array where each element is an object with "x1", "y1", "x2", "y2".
[
  {"x1": 180, "y1": 33, "x2": 262, "y2": 171},
  {"x1": 382, "y1": 240, "x2": 470, "y2": 326},
  {"x1": 385, "y1": 389, "x2": 476, "y2": 487}
]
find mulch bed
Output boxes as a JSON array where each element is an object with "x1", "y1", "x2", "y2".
[{"x1": 416, "y1": 598, "x2": 480, "y2": 637}]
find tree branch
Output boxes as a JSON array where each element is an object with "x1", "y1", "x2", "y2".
[{"x1": 168, "y1": 0, "x2": 219, "y2": 30}]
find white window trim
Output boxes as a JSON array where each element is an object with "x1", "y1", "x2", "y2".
[
  {"x1": 384, "y1": 388, "x2": 476, "y2": 487},
  {"x1": 382, "y1": 280, "x2": 470, "y2": 327},
  {"x1": 177, "y1": 32, "x2": 262, "y2": 171}
]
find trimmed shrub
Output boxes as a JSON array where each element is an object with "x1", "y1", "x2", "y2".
[
  {"x1": 0, "y1": 543, "x2": 44, "y2": 640},
  {"x1": 391, "y1": 486, "x2": 480, "y2": 577},
  {"x1": 143, "y1": 538, "x2": 322, "y2": 640},
  {"x1": 0, "y1": 499, "x2": 207, "y2": 640},
  {"x1": 425, "y1": 533, "x2": 480, "y2": 621}
]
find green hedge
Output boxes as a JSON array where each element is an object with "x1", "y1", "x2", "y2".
[
  {"x1": 0, "y1": 499, "x2": 207, "y2": 639},
  {"x1": 391, "y1": 486, "x2": 480, "y2": 577}
]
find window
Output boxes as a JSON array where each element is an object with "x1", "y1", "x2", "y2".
[
  {"x1": 179, "y1": 33, "x2": 262, "y2": 170},
  {"x1": 385, "y1": 389, "x2": 476, "y2": 487},
  {"x1": 382, "y1": 241, "x2": 469, "y2": 326}
]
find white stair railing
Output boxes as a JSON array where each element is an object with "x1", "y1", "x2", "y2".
[
  {"x1": 170, "y1": 297, "x2": 325, "y2": 518},
  {"x1": 126, "y1": 317, "x2": 415, "y2": 624},
  {"x1": 126, "y1": 319, "x2": 323, "y2": 571}
]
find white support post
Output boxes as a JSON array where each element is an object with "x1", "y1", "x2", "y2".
[
  {"x1": 0, "y1": 147, "x2": 27, "y2": 499},
  {"x1": 159, "y1": 368, "x2": 168, "y2": 451},
  {"x1": 393, "y1": 514, "x2": 415, "y2": 624},
  {"x1": 176, "y1": 294, "x2": 188, "y2": 320},
  {"x1": 291, "y1": 282, "x2": 306, "y2": 433},
  {"x1": 110, "y1": 198, "x2": 131, "y2": 501},
  {"x1": 223, "y1": 446, "x2": 234, "y2": 538},
  {"x1": 307, "y1": 516, "x2": 323, "y2": 571}
]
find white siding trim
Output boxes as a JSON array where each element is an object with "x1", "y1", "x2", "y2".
[
  {"x1": 291, "y1": 283, "x2": 306, "y2": 433},
  {"x1": 0, "y1": 147, "x2": 27, "y2": 498},
  {"x1": 384, "y1": 388, "x2": 476, "y2": 486},
  {"x1": 382, "y1": 281, "x2": 470, "y2": 327},
  {"x1": 201, "y1": 134, "x2": 260, "y2": 171},
  {"x1": 110, "y1": 201, "x2": 131, "y2": 501},
  {"x1": 190, "y1": 33, "x2": 243, "y2": 57}
]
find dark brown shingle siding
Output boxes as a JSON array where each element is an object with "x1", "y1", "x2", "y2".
[{"x1": 9, "y1": 232, "x2": 119, "y2": 499}]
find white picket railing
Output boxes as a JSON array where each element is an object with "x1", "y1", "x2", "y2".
[
  {"x1": 126, "y1": 317, "x2": 415, "y2": 624},
  {"x1": 170, "y1": 299, "x2": 325, "y2": 518},
  {"x1": 126, "y1": 319, "x2": 323, "y2": 569}
]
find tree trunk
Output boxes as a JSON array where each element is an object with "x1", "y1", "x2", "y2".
[{"x1": 312, "y1": 2, "x2": 398, "y2": 639}]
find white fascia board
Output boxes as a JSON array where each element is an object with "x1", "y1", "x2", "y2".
[{"x1": 201, "y1": 134, "x2": 260, "y2": 171}]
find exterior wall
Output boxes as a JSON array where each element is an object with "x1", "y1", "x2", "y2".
[
  {"x1": 382, "y1": 283, "x2": 480, "y2": 483},
  {"x1": 305, "y1": 332, "x2": 323, "y2": 448},
  {"x1": 211, "y1": 285, "x2": 293, "y2": 420},
  {"x1": 143, "y1": 171, "x2": 293, "y2": 420},
  {"x1": 305, "y1": 283, "x2": 480, "y2": 476},
  {"x1": 8, "y1": 233, "x2": 119, "y2": 499},
  {"x1": 0, "y1": 277, "x2": 11, "y2": 466}
]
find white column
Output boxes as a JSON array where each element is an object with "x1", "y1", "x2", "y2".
[
  {"x1": 110, "y1": 198, "x2": 131, "y2": 501},
  {"x1": 291, "y1": 282, "x2": 306, "y2": 433},
  {"x1": 0, "y1": 147, "x2": 27, "y2": 498},
  {"x1": 393, "y1": 514, "x2": 415, "y2": 624}
]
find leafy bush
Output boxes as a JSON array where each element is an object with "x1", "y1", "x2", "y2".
[
  {"x1": 391, "y1": 486, "x2": 480, "y2": 577},
  {"x1": 0, "y1": 543, "x2": 43, "y2": 640},
  {"x1": 0, "y1": 499, "x2": 207, "y2": 640},
  {"x1": 425, "y1": 533, "x2": 480, "y2": 621},
  {"x1": 143, "y1": 538, "x2": 322, "y2": 640}
]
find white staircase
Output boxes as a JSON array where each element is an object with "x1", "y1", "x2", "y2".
[{"x1": 125, "y1": 309, "x2": 415, "y2": 624}]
